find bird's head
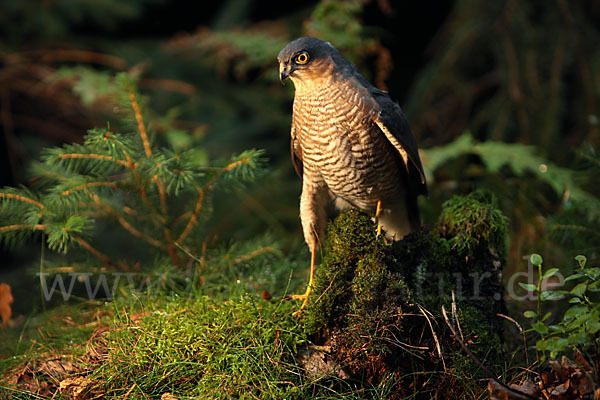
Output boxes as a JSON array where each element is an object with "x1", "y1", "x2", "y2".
[{"x1": 277, "y1": 37, "x2": 342, "y2": 91}]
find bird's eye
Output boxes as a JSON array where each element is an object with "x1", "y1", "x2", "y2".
[{"x1": 295, "y1": 51, "x2": 310, "y2": 65}]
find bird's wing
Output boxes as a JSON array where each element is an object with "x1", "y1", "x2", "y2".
[
  {"x1": 290, "y1": 124, "x2": 303, "y2": 178},
  {"x1": 371, "y1": 89, "x2": 428, "y2": 196}
]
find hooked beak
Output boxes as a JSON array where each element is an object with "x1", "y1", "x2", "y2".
[{"x1": 279, "y1": 63, "x2": 292, "y2": 85}]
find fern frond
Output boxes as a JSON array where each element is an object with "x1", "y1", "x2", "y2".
[{"x1": 424, "y1": 133, "x2": 598, "y2": 219}]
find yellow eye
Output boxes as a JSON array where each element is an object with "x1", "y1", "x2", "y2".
[{"x1": 295, "y1": 51, "x2": 309, "y2": 64}]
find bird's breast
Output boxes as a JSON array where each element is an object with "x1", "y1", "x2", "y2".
[{"x1": 292, "y1": 80, "x2": 404, "y2": 208}]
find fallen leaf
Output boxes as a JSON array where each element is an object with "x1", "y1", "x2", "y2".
[
  {"x1": 297, "y1": 344, "x2": 350, "y2": 380},
  {"x1": 59, "y1": 376, "x2": 94, "y2": 400},
  {"x1": 38, "y1": 357, "x2": 82, "y2": 378},
  {"x1": 161, "y1": 393, "x2": 179, "y2": 400},
  {"x1": 488, "y1": 379, "x2": 540, "y2": 400},
  {"x1": 0, "y1": 282, "x2": 14, "y2": 327}
]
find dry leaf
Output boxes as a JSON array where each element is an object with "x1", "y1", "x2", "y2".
[
  {"x1": 297, "y1": 344, "x2": 350, "y2": 380},
  {"x1": 261, "y1": 289, "x2": 272, "y2": 300},
  {"x1": 59, "y1": 376, "x2": 93, "y2": 400},
  {"x1": 37, "y1": 357, "x2": 82, "y2": 378},
  {"x1": 161, "y1": 393, "x2": 179, "y2": 400},
  {"x1": 488, "y1": 379, "x2": 540, "y2": 400},
  {"x1": 0, "y1": 282, "x2": 14, "y2": 327}
]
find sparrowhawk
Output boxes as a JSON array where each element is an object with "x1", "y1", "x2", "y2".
[{"x1": 278, "y1": 37, "x2": 427, "y2": 311}]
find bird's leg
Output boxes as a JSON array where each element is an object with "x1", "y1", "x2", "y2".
[
  {"x1": 289, "y1": 247, "x2": 316, "y2": 318},
  {"x1": 286, "y1": 184, "x2": 326, "y2": 315},
  {"x1": 287, "y1": 248, "x2": 316, "y2": 301},
  {"x1": 375, "y1": 200, "x2": 382, "y2": 236}
]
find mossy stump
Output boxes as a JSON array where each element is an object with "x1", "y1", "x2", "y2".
[{"x1": 300, "y1": 191, "x2": 509, "y2": 398}]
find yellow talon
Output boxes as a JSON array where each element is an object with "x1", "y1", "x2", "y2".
[{"x1": 289, "y1": 247, "x2": 316, "y2": 318}]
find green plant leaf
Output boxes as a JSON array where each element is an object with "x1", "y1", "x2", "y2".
[
  {"x1": 532, "y1": 321, "x2": 548, "y2": 334},
  {"x1": 519, "y1": 282, "x2": 537, "y2": 291},
  {"x1": 542, "y1": 268, "x2": 560, "y2": 280},
  {"x1": 587, "y1": 319, "x2": 600, "y2": 334},
  {"x1": 575, "y1": 255, "x2": 587, "y2": 268},
  {"x1": 541, "y1": 312, "x2": 552, "y2": 322},
  {"x1": 541, "y1": 290, "x2": 569, "y2": 300},
  {"x1": 523, "y1": 310, "x2": 537, "y2": 319},
  {"x1": 588, "y1": 281, "x2": 600, "y2": 292},
  {"x1": 571, "y1": 282, "x2": 588, "y2": 296},
  {"x1": 536, "y1": 339, "x2": 548, "y2": 350},
  {"x1": 565, "y1": 273, "x2": 585, "y2": 281},
  {"x1": 564, "y1": 305, "x2": 588, "y2": 321},
  {"x1": 530, "y1": 253, "x2": 543, "y2": 266},
  {"x1": 567, "y1": 332, "x2": 591, "y2": 346},
  {"x1": 544, "y1": 337, "x2": 569, "y2": 355}
]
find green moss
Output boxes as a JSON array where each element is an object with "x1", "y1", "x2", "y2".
[
  {"x1": 437, "y1": 190, "x2": 509, "y2": 258},
  {"x1": 303, "y1": 209, "x2": 388, "y2": 334},
  {"x1": 303, "y1": 190, "x2": 509, "y2": 395},
  {"x1": 96, "y1": 296, "x2": 307, "y2": 399}
]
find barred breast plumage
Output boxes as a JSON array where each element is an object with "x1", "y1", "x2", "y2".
[
  {"x1": 279, "y1": 36, "x2": 427, "y2": 257},
  {"x1": 293, "y1": 75, "x2": 404, "y2": 210}
]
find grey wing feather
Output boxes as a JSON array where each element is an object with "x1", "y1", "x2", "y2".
[{"x1": 370, "y1": 88, "x2": 428, "y2": 197}]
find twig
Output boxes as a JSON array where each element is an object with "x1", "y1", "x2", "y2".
[
  {"x1": 0, "y1": 192, "x2": 45, "y2": 209},
  {"x1": 74, "y1": 236, "x2": 112, "y2": 265},
  {"x1": 417, "y1": 304, "x2": 446, "y2": 371},
  {"x1": 122, "y1": 152, "x2": 161, "y2": 225},
  {"x1": 126, "y1": 83, "x2": 152, "y2": 158},
  {"x1": 441, "y1": 306, "x2": 538, "y2": 400},
  {"x1": 58, "y1": 153, "x2": 130, "y2": 168},
  {"x1": 177, "y1": 185, "x2": 206, "y2": 243},
  {"x1": 497, "y1": 313, "x2": 530, "y2": 368},
  {"x1": 451, "y1": 291, "x2": 464, "y2": 342},
  {"x1": 59, "y1": 182, "x2": 118, "y2": 197},
  {"x1": 176, "y1": 158, "x2": 250, "y2": 243},
  {"x1": 115, "y1": 215, "x2": 164, "y2": 249},
  {"x1": 122, "y1": 382, "x2": 137, "y2": 399},
  {"x1": 0, "y1": 224, "x2": 46, "y2": 233},
  {"x1": 138, "y1": 78, "x2": 196, "y2": 95},
  {"x1": 234, "y1": 246, "x2": 280, "y2": 264},
  {"x1": 174, "y1": 241, "x2": 201, "y2": 263},
  {"x1": 9, "y1": 49, "x2": 126, "y2": 69}
]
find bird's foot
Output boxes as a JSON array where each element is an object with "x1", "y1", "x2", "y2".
[
  {"x1": 284, "y1": 248, "x2": 317, "y2": 318},
  {"x1": 283, "y1": 285, "x2": 312, "y2": 318},
  {"x1": 285, "y1": 292, "x2": 309, "y2": 301},
  {"x1": 290, "y1": 286, "x2": 312, "y2": 319}
]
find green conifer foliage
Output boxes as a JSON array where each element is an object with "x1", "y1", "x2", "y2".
[{"x1": 0, "y1": 74, "x2": 266, "y2": 269}]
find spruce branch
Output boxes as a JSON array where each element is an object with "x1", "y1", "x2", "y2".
[
  {"x1": 125, "y1": 82, "x2": 152, "y2": 158},
  {"x1": 0, "y1": 224, "x2": 46, "y2": 233},
  {"x1": 56, "y1": 152, "x2": 130, "y2": 168},
  {"x1": 58, "y1": 181, "x2": 118, "y2": 198},
  {"x1": 0, "y1": 192, "x2": 45, "y2": 210},
  {"x1": 1, "y1": 76, "x2": 268, "y2": 268},
  {"x1": 177, "y1": 184, "x2": 207, "y2": 244},
  {"x1": 114, "y1": 214, "x2": 165, "y2": 250},
  {"x1": 176, "y1": 154, "x2": 259, "y2": 244},
  {"x1": 74, "y1": 235, "x2": 112, "y2": 265}
]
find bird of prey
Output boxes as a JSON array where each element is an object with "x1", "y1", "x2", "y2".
[{"x1": 278, "y1": 37, "x2": 427, "y2": 312}]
